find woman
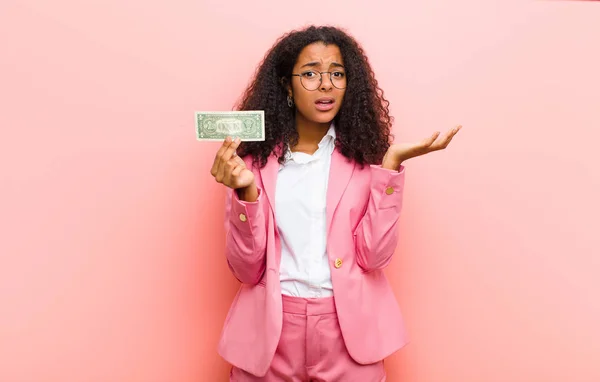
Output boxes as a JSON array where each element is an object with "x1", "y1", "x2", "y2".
[{"x1": 210, "y1": 25, "x2": 461, "y2": 381}]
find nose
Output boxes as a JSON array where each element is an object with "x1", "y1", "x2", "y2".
[{"x1": 319, "y1": 73, "x2": 334, "y2": 91}]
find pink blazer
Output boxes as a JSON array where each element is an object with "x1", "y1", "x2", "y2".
[{"x1": 217, "y1": 147, "x2": 409, "y2": 377}]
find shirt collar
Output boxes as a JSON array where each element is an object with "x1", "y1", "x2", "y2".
[
  {"x1": 282, "y1": 123, "x2": 336, "y2": 166},
  {"x1": 319, "y1": 124, "x2": 337, "y2": 146}
]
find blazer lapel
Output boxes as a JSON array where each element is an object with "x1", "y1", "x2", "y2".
[
  {"x1": 258, "y1": 154, "x2": 280, "y2": 215},
  {"x1": 326, "y1": 148, "x2": 355, "y2": 237},
  {"x1": 258, "y1": 148, "x2": 354, "y2": 241}
]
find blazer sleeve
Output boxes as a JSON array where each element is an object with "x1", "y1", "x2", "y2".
[
  {"x1": 353, "y1": 164, "x2": 406, "y2": 272},
  {"x1": 223, "y1": 186, "x2": 267, "y2": 284}
]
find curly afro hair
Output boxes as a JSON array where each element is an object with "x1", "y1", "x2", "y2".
[{"x1": 235, "y1": 25, "x2": 393, "y2": 169}]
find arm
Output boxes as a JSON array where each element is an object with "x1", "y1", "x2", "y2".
[
  {"x1": 223, "y1": 185, "x2": 267, "y2": 284},
  {"x1": 353, "y1": 165, "x2": 405, "y2": 272},
  {"x1": 353, "y1": 124, "x2": 460, "y2": 271}
]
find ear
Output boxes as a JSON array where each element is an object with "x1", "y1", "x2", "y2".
[{"x1": 280, "y1": 77, "x2": 292, "y2": 97}]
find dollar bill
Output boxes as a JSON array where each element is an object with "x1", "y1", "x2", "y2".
[{"x1": 195, "y1": 110, "x2": 265, "y2": 141}]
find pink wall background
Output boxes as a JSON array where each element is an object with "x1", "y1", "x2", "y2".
[{"x1": 1, "y1": 0, "x2": 599, "y2": 381}]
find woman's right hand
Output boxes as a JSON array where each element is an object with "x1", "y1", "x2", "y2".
[{"x1": 210, "y1": 137, "x2": 256, "y2": 195}]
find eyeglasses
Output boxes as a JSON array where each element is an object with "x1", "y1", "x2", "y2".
[{"x1": 291, "y1": 70, "x2": 347, "y2": 91}]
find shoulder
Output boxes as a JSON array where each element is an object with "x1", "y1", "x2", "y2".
[
  {"x1": 240, "y1": 154, "x2": 254, "y2": 167},
  {"x1": 241, "y1": 152, "x2": 283, "y2": 169}
]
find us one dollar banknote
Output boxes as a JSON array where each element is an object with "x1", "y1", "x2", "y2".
[{"x1": 195, "y1": 110, "x2": 265, "y2": 141}]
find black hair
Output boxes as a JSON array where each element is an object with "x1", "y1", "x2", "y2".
[{"x1": 236, "y1": 25, "x2": 393, "y2": 168}]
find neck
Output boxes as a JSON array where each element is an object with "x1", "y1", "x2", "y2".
[{"x1": 292, "y1": 113, "x2": 331, "y2": 154}]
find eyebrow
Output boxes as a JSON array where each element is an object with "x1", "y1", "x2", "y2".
[{"x1": 300, "y1": 61, "x2": 345, "y2": 69}]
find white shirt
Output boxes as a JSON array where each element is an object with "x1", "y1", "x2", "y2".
[{"x1": 275, "y1": 125, "x2": 336, "y2": 298}]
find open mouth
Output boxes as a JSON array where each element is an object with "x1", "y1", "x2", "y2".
[{"x1": 315, "y1": 97, "x2": 335, "y2": 111}]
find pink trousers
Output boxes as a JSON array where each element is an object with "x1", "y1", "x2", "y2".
[{"x1": 230, "y1": 294, "x2": 386, "y2": 382}]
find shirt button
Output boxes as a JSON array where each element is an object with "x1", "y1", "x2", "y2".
[
  {"x1": 385, "y1": 187, "x2": 394, "y2": 195},
  {"x1": 239, "y1": 213, "x2": 247, "y2": 222},
  {"x1": 334, "y1": 258, "x2": 343, "y2": 269}
]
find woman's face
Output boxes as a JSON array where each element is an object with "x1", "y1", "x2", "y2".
[{"x1": 288, "y1": 42, "x2": 346, "y2": 125}]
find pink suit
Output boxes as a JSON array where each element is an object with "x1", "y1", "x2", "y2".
[{"x1": 218, "y1": 148, "x2": 409, "y2": 378}]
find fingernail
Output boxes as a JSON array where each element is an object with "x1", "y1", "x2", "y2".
[
  {"x1": 226, "y1": 136, "x2": 231, "y2": 142},
  {"x1": 235, "y1": 137, "x2": 241, "y2": 143}
]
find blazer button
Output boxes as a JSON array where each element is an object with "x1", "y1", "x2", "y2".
[
  {"x1": 385, "y1": 187, "x2": 394, "y2": 195},
  {"x1": 239, "y1": 213, "x2": 247, "y2": 222},
  {"x1": 334, "y1": 258, "x2": 343, "y2": 269}
]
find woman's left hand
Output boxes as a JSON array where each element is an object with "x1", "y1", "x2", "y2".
[{"x1": 382, "y1": 125, "x2": 462, "y2": 171}]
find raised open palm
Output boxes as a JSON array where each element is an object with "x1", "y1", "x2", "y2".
[{"x1": 383, "y1": 125, "x2": 462, "y2": 167}]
